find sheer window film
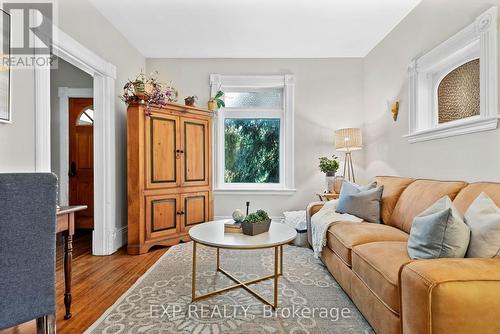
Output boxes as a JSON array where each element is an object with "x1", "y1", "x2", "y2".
[
  {"x1": 224, "y1": 118, "x2": 280, "y2": 184},
  {"x1": 224, "y1": 88, "x2": 283, "y2": 109}
]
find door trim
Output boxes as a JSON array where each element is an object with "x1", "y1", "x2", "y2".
[
  {"x1": 58, "y1": 88, "x2": 93, "y2": 206},
  {"x1": 34, "y1": 25, "x2": 118, "y2": 255}
]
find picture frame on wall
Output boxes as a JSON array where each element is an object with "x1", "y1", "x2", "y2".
[{"x1": 0, "y1": 9, "x2": 10, "y2": 123}]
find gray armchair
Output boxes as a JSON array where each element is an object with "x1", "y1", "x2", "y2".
[{"x1": 0, "y1": 173, "x2": 58, "y2": 334}]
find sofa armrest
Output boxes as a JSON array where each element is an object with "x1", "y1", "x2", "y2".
[
  {"x1": 306, "y1": 201, "x2": 324, "y2": 247},
  {"x1": 401, "y1": 258, "x2": 500, "y2": 334}
]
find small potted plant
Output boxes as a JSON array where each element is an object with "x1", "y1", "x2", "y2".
[
  {"x1": 319, "y1": 155, "x2": 340, "y2": 193},
  {"x1": 184, "y1": 95, "x2": 197, "y2": 106},
  {"x1": 241, "y1": 210, "x2": 271, "y2": 236},
  {"x1": 208, "y1": 90, "x2": 225, "y2": 111}
]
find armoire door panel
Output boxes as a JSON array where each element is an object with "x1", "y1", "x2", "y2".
[
  {"x1": 145, "y1": 113, "x2": 180, "y2": 189},
  {"x1": 145, "y1": 194, "x2": 180, "y2": 241},
  {"x1": 182, "y1": 192, "x2": 209, "y2": 228},
  {"x1": 181, "y1": 117, "x2": 209, "y2": 187}
]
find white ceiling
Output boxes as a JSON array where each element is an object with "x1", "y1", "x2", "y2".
[{"x1": 89, "y1": 0, "x2": 422, "y2": 58}]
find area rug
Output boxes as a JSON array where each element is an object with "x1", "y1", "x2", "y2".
[{"x1": 85, "y1": 243, "x2": 374, "y2": 334}]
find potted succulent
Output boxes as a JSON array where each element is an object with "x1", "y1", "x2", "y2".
[
  {"x1": 319, "y1": 155, "x2": 341, "y2": 193},
  {"x1": 184, "y1": 95, "x2": 197, "y2": 106},
  {"x1": 241, "y1": 210, "x2": 271, "y2": 236},
  {"x1": 208, "y1": 90, "x2": 225, "y2": 111}
]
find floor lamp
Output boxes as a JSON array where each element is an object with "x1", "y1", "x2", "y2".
[{"x1": 335, "y1": 128, "x2": 362, "y2": 183}]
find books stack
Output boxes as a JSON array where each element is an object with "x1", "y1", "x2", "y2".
[{"x1": 224, "y1": 220, "x2": 242, "y2": 233}]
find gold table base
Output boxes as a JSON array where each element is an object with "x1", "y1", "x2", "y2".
[{"x1": 191, "y1": 241, "x2": 283, "y2": 309}]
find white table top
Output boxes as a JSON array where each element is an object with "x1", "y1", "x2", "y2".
[{"x1": 189, "y1": 220, "x2": 297, "y2": 249}]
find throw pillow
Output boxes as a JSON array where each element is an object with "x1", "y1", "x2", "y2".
[
  {"x1": 336, "y1": 181, "x2": 383, "y2": 223},
  {"x1": 407, "y1": 196, "x2": 470, "y2": 259},
  {"x1": 464, "y1": 192, "x2": 500, "y2": 258}
]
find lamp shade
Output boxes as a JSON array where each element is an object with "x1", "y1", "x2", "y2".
[{"x1": 335, "y1": 128, "x2": 362, "y2": 152}]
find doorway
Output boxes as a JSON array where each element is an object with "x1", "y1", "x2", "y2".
[{"x1": 68, "y1": 97, "x2": 94, "y2": 229}]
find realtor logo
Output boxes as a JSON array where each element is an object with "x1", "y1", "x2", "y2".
[{"x1": 3, "y1": 2, "x2": 52, "y2": 54}]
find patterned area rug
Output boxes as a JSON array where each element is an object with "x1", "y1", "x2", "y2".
[{"x1": 85, "y1": 243, "x2": 374, "y2": 334}]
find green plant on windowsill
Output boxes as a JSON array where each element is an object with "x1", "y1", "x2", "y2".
[
  {"x1": 208, "y1": 90, "x2": 225, "y2": 111},
  {"x1": 319, "y1": 155, "x2": 339, "y2": 177}
]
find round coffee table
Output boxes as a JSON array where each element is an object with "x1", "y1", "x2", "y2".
[{"x1": 189, "y1": 220, "x2": 297, "y2": 309}]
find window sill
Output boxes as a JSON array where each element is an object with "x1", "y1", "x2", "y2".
[
  {"x1": 403, "y1": 116, "x2": 499, "y2": 143},
  {"x1": 214, "y1": 188, "x2": 296, "y2": 196}
]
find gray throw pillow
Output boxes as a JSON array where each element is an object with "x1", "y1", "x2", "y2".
[
  {"x1": 336, "y1": 181, "x2": 383, "y2": 224},
  {"x1": 464, "y1": 192, "x2": 500, "y2": 258},
  {"x1": 408, "y1": 196, "x2": 470, "y2": 259}
]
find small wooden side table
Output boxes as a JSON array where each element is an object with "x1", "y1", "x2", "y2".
[
  {"x1": 56, "y1": 205, "x2": 87, "y2": 320},
  {"x1": 316, "y1": 192, "x2": 339, "y2": 201}
]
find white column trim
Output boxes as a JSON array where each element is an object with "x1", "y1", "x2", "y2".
[{"x1": 35, "y1": 25, "x2": 119, "y2": 255}]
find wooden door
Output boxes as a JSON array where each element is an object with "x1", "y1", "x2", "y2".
[
  {"x1": 180, "y1": 117, "x2": 210, "y2": 187},
  {"x1": 69, "y1": 98, "x2": 94, "y2": 229},
  {"x1": 145, "y1": 112, "x2": 180, "y2": 189},
  {"x1": 181, "y1": 192, "x2": 209, "y2": 230},
  {"x1": 145, "y1": 194, "x2": 180, "y2": 241}
]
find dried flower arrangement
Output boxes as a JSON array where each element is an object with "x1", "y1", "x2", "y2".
[{"x1": 120, "y1": 71, "x2": 178, "y2": 109}]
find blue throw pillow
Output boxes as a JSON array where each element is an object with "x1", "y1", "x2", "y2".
[{"x1": 336, "y1": 181, "x2": 384, "y2": 224}]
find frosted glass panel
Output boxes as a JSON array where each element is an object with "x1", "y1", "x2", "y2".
[{"x1": 225, "y1": 89, "x2": 283, "y2": 109}]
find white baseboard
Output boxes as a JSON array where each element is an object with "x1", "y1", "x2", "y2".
[{"x1": 112, "y1": 225, "x2": 128, "y2": 252}]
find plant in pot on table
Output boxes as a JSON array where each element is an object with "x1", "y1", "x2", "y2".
[
  {"x1": 319, "y1": 155, "x2": 343, "y2": 194},
  {"x1": 242, "y1": 210, "x2": 271, "y2": 236}
]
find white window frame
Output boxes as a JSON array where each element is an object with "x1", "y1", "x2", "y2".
[
  {"x1": 210, "y1": 74, "x2": 295, "y2": 195},
  {"x1": 405, "y1": 6, "x2": 498, "y2": 143}
]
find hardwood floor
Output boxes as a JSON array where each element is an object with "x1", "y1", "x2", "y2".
[{"x1": 1, "y1": 232, "x2": 168, "y2": 334}]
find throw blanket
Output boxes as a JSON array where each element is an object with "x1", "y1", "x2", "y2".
[{"x1": 311, "y1": 200, "x2": 363, "y2": 258}]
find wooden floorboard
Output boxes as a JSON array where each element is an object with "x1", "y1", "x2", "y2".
[{"x1": 1, "y1": 232, "x2": 169, "y2": 334}]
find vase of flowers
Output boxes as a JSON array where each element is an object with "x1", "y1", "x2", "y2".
[
  {"x1": 120, "y1": 71, "x2": 178, "y2": 109},
  {"x1": 319, "y1": 155, "x2": 340, "y2": 193}
]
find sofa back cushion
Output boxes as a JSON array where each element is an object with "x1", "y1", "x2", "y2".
[
  {"x1": 374, "y1": 176, "x2": 415, "y2": 224},
  {"x1": 388, "y1": 179, "x2": 468, "y2": 233},
  {"x1": 453, "y1": 182, "x2": 500, "y2": 216}
]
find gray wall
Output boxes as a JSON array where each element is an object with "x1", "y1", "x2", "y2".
[
  {"x1": 50, "y1": 58, "x2": 93, "y2": 203},
  {"x1": 146, "y1": 58, "x2": 365, "y2": 218},
  {"x1": 362, "y1": 0, "x2": 500, "y2": 182}
]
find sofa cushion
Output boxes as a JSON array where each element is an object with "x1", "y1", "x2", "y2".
[
  {"x1": 464, "y1": 192, "x2": 500, "y2": 258},
  {"x1": 453, "y1": 182, "x2": 500, "y2": 216},
  {"x1": 408, "y1": 196, "x2": 470, "y2": 259},
  {"x1": 337, "y1": 181, "x2": 384, "y2": 223},
  {"x1": 373, "y1": 176, "x2": 415, "y2": 224},
  {"x1": 326, "y1": 222, "x2": 408, "y2": 266},
  {"x1": 352, "y1": 241, "x2": 412, "y2": 314},
  {"x1": 388, "y1": 179, "x2": 467, "y2": 233}
]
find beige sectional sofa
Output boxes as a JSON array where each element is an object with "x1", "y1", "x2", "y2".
[{"x1": 306, "y1": 176, "x2": 500, "y2": 334}]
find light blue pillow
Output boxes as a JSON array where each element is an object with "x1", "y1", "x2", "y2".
[
  {"x1": 336, "y1": 181, "x2": 383, "y2": 224},
  {"x1": 408, "y1": 196, "x2": 470, "y2": 259}
]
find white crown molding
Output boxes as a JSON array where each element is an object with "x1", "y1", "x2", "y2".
[{"x1": 406, "y1": 6, "x2": 498, "y2": 143}]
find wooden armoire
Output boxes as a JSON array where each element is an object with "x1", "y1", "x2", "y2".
[{"x1": 127, "y1": 102, "x2": 213, "y2": 254}]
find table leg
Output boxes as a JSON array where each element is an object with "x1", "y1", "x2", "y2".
[
  {"x1": 279, "y1": 245, "x2": 283, "y2": 276},
  {"x1": 192, "y1": 241, "x2": 197, "y2": 301},
  {"x1": 274, "y1": 246, "x2": 279, "y2": 308},
  {"x1": 216, "y1": 247, "x2": 220, "y2": 271},
  {"x1": 64, "y1": 234, "x2": 73, "y2": 319}
]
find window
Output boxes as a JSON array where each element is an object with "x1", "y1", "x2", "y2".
[
  {"x1": 210, "y1": 75, "x2": 295, "y2": 193},
  {"x1": 437, "y1": 59, "x2": 480, "y2": 124},
  {"x1": 406, "y1": 7, "x2": 498, "y2": 143},
  {"x1": 77, "y1": 106, "x2": 94, "y2": 125}
]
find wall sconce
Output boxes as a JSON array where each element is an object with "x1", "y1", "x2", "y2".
[{"x1": 388, "y1": 99, "x2": 399, "y2": 121}]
